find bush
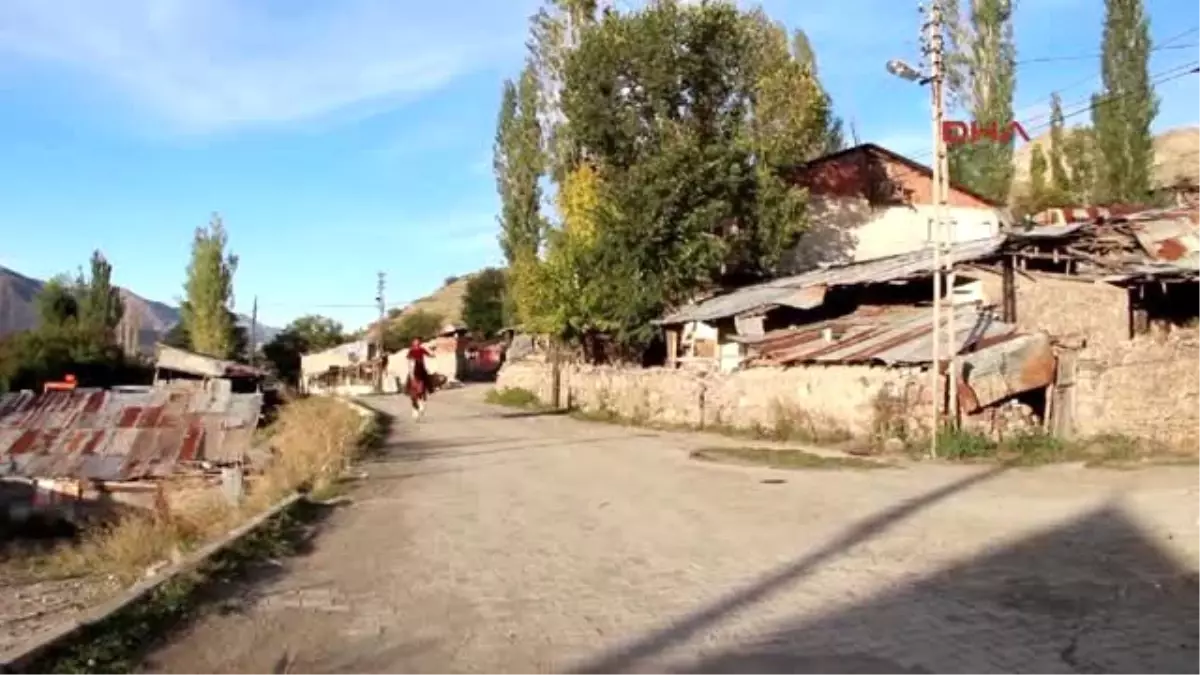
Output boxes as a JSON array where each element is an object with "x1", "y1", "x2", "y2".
[{"x1": 485, "y1": 387, "x2": 540, "y2": 408}]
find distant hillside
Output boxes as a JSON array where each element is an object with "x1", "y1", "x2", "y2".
[
  {"x1": 394, "y1": 275, "x2": 472, "y2": 326},
  {"x1": 359, "y1": 274, "x2": 476, "y2": 341},
  {"x1": 0, "y1": 265, "x2": 279, "y2": 352},
  {"x1": 1011, "y1": 125, "x2": 1199, "y2": 200}
]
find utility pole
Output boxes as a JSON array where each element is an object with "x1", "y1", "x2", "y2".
[
  {"x1": 375, "y1": 272, "x2": 386, "y2": 394},
  {"x1": 249, "y1": 296, "x2": 258, "y2": 367},
  {"x1": 923, "y1": 0, "x2": 947, "y2": 456}
]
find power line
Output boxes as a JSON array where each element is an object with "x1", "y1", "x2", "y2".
[
  {"x1": 1010, "y1": 25, "x2": 1200, "y2": 118},
  {"x1": 1016, "y1": 43, "x2": 1197, "y2": 65},
  {"x1": 903, "y1": 58, "x2": 1199, "y2": 161}
]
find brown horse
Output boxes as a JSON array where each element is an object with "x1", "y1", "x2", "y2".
[{"x1": 405, "y1": 369, "x2": 447, "y2": 420}]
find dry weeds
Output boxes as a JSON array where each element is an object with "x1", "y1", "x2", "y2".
[{"x1": 40, "y1": 396, "x2": 367, "y2": 584}]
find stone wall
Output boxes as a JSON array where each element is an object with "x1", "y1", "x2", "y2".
[
  {"x1": 976, "y1": 268, "x2": 1198, "y2": 450},
  {"x1": 975, "y1": 268, "x2": 1129, "y2": 348},
  {"x1": 1072, "y1": 330, "x2": 1200, "y2": 450},
  {"x1": 497, "y1": 360, "x2": 935, "y2": 442}
]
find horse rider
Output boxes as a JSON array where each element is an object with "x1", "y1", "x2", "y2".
[{"x1": 407, "y1": 337, "x2": 435, "y2": 394}]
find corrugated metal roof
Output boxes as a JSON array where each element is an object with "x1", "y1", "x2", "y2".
[
  {"x1": 0, "y1": 386, "x2": 263, "y2": 482},
  {"x1": 155, "y1": 343, "x2": 265, "y2": 379},
  {"x1": 744, "y1": 303, "x2": 1020, "y2": 366},
  {"x1": 659, "y1": 236, "x2": 1005, "y2": 325},
  {"x1": 740, "y1": 304, "x2": 1055, "y2": 409},
  {"x1": 1008, "y1": 223, "x2": 1087, "y2": 239},
  {"x1": 1126, "y1": 208, "x2": 1199, "y2": 269}
]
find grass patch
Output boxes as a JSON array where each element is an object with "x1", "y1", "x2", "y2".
[
  {"x1": 23, "y1": 503, "x2": 323, "y2": 674},
  {"x1": 15, "y1": 397, "x2": 376, "y2": 674},
  {"x1": 908, "y1": 426, "x2": 1186, "y2": 468},
  {"x1": 485, "y1": 386, "x2": 541, "y2": 408},
  {"x1": 690, "y1": 446, "x2": 891, "y2": 470}
]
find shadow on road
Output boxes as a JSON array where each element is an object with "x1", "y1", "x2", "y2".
[{"x1": 569, "y1": 465, "x2": 1198, "y2": 674}]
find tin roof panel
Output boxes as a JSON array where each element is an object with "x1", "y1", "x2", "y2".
[{"x1": 0, "y1": 387, "x2": 262, "y2": 481}]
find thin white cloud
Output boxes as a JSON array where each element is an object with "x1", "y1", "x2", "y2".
[{"x1": 0, "y1": 0, "x2": 530, "y2": 133}]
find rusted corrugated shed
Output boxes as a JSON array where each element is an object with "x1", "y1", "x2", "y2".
[
  {"x1": 659, "y1": 236, "x2": 1005, "y2": 325},
  {"x1": 741, "y1": 304, "x2": 1021, "y2": 366},
  {"x1": 155, "y1": 343, "x2": 265, "y2": 380},
  {"x1": 740, "y1": 304, "x2": 1054, "y2": 411},
  {"x1": 0, "y1": 387, "x2": 262, "y2": 482}
]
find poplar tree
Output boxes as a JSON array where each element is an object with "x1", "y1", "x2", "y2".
[
  {"x1": 181, "y1": 213, "x2": 239, "y2": 358},
  {"x1": 1091, "y1": 0, "x2": 1157, "y2": 202},
  {"x1": 1047, "y1": 93, "x2": 1071, "y2": 195},
  {"x1": 493, "y1": 65, "x2": 546, "y2": 265},
  {"x1": 944, "y1": 0, "x2": 1018, "y2": 203}
]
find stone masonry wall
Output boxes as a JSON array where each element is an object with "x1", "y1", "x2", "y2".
[
  {"x1": 1072, "y1": 330, "x2": 1200, "y2": 450},
  {"x1": 977, "y1": 269, "x2": 1198, "y2": 450},
  {"x1": 976, "y1": 268, "x2": 1129, "y2": 348},
  {"x1": 497, "y1": 360, "x2": 934, "y2": 442}
]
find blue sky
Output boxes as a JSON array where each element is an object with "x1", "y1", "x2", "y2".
[{"x1": 0, "y1": 0, "x2": 1196, "y2": 330}]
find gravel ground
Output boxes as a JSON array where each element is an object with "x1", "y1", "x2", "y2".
[{"x1": 141, "y1": 385, "x2": 1198, "y2": 674}]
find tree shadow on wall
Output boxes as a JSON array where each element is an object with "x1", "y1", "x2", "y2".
[
  {"x1": 784, "y1": 150, "x2": 918, "y2": 274},
  {"x1": 570, "y1": 468, "x2": 1197, "y2": 674}
]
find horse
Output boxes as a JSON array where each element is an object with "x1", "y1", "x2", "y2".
[{"x1": 405, "y1": 369, "x2": 447, "y2": 420}]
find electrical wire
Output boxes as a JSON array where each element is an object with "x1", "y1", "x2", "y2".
[
  {"x1": 902, "y1": 58, "x2": 1199, "y2": 161},
  {"x1": 1017, "y1": 43, "x2": 1200, "y2": 65}
]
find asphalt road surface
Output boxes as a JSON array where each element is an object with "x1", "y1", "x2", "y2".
[{"x1": 143, "y1": 386, "x2": 1199, "y2": 674}]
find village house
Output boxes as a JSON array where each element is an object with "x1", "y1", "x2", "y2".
[
  {"x1": 153, "y1": 343, "x2": 266, "y2": 394},
  {"x1": 970, "y1": 206, "x2": 1199, "y2": 448},
  {"x1": 300, "y1": 325, "x2": 469, "y2": 396},
  {"x1": 299, "y1": 339, "x2": 381, "y2": 396},
  {"x1": 780, "y1": 143, "x2": 1009, "y2": 272}
]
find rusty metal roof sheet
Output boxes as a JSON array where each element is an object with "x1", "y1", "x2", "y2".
[
  {"x1": 659, "y1": 236, "x2": 1006, "y2": 325},
  {"x1": 155, "y1": 343, "x2": 265, "y2": 379},
  {"x1": 743, "y1": 303, "x2": 1021, "y2": 366},
  {"x1": 740, "y1": 304, "x2": 1054, "y2": 409},
  {"x1": 0, "y1": 386, "x2": 263, "y2": 482}
]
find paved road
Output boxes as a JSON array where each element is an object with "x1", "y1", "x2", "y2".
[{"x1": 145, "y1": 386, "x2": 1199, "y2": 674}]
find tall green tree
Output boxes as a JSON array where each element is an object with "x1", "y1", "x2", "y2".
[
  {"x1": 544, "y1": 0, "x2": 836, "y2": 348},
  {"x1": 527, "y1": 0, "x2": 599, "y2": 182},
  {"x1": 75, "y1": 250, "x2": 124, "y2": 349},
  {"x1": 461, "y1": 268, "x2": 509, "y2": 338},
  {"x1": 1091, "y1": 0, "x2": 1157, "y2": 203},
  {"x1": 181, "y1": 213, "x2": 240, "y2": 359},
  {"x1": 35, "y1": 275, "x2": 79, "y2": 330},
  {"x1": 494, "y1": 64, "x2": 547, "y2": 264},
  {"x1": 789, "y1": 27, "x2": 845, "y2": 153},
  {"x1": 1028, "y1": 146, "x2": 1048, "y2": 199},
  {"x1": 945, "y1": 0, "x2": 1018, "y2": 203},
  {"x1": 1047, "y1": 93, "x2": 1071, "y2": 195},
  {"x1": 1063, "y1": 127, "x2": 1098, "y2": 203}
]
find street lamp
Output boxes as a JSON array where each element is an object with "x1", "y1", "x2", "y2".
[
  {"x1": 885, "y1": 59, "x2": 928, "y2": 84},
  {"x1": 886, "y1": 3, "x2": 952, "y2": 457}
]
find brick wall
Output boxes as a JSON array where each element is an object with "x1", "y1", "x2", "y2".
[{"x1": 789, "y1": 147, "x2": 996, "y2": 208}]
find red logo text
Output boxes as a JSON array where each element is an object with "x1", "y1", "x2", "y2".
[{"x1": 942, "y1": 120, "x2": 1030, "y2": 146}]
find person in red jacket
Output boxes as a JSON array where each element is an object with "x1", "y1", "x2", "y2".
[{"x1": 407, "y1": 338, "x2": 435, "y2": 395}]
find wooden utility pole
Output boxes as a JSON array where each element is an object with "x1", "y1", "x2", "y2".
[
  {"x1": 923, "y1": 0, "x2": 948, "y2": 456},
  {"x1": 249, "y1": 296, "x2": 258, "y2": 367},
  {"x1": 375, "y1": 272, "x2": 386, "y2": 393}
]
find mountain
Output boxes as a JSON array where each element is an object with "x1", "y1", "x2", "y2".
[
  {"x1": 1011, "y1": 125, "x2": 1199, "y2": 201},
  {"x1": 0, "y1": 265, "x2": 279, "y2": 353}
]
